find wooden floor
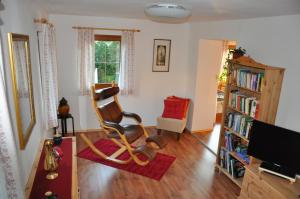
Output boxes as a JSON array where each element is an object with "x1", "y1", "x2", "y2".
[
  {"x1": 76, "y1": 128, "x2": 240, "y2": 199},
  {"x1": 194, "y1": 124, "x2": 221, "y2": 155}
]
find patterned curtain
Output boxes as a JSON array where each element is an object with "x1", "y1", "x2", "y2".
[
  {"x1": 77, "y1": 29, "x2": 95, "y2": 96},
  {"x1": 0, "y1": 34, "x2": 22, "y2": 199},
  {"x1": 38, "y1": 24, "x2": 59, "y2": 129},
  {"x1": 119, "y1": 31, "x2": 135, "y2": 95}
]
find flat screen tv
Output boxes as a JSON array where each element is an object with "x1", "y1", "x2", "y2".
[{"x1": 247, "y1": 120, "x2": 300, "y2": 178}]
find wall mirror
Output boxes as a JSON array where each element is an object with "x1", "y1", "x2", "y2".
[{"x1": 8, "y1": 33, "x2": 36, "y2": 150}]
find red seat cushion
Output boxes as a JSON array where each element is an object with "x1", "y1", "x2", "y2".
[{"x1": 162, "y1": 96, "x2": 190, "y2": 119}]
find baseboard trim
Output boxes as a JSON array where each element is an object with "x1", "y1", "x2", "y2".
[{"x1": 192, "y1": 128, "x2": 213, "y2": 134}]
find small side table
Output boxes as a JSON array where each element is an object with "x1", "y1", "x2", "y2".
[{"x1": 57, "y1": 113, "x2": 75, "y2": 136}]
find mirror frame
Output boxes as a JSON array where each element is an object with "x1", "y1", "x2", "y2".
[{"x1": 8, "y1": 33, "x2": 36, "y2": 150}]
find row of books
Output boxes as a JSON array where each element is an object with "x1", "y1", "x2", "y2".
[
  {"x1": 224, "y1": 131, "x2": 241, "y2": 151},
  {"x1": 233, "y1": 69, "x2": 264, "y2": 92},
  {"x1": 229, "y1": 91, "x2": 259, "y2": 118},
  {"x1": 225, "y1": 112, "x2": 253, "y2": 139},
  {"x1": 235, "y1": 145, "x2": 250, "y2": 164},
  {"x1": 220, "y1": 148, "x2": 245, "y2": 179}
]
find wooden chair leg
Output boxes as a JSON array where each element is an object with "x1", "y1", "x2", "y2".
[{"x1": 177, "y1": 133, "x2": 180, "y2": 141}]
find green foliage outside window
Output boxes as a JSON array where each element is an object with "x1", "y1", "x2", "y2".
[{"x1": 95, "y1": 41, "x2": 120, "y2": 83}]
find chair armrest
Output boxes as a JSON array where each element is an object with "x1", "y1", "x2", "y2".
[
  {"x1": 103, "y1": 121, "x2": 125, "y2": 135},
  {"x1": 122, "y1": 111, "x2": 142, "y2": 123}
]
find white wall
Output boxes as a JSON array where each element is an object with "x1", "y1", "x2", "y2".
[
  {"x1": 1, "y1": 0, "x2": 48, "y2": 195},
  {"x1": 188, "y1": 14, "x2": 300, "y2": 132},
  {"x1": 190, "y1": 39, "x2": 223, "y2": 132},
  {"x1": 50, "y1": 14, "x2": 190, "y2": 130}
]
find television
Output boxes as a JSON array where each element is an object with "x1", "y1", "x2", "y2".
[{"x1": 247, "y1": 120, "x2": 300, "y2": 179}]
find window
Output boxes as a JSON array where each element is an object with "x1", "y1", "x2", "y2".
[{"x1": 95, "y1": 35, "x2": 121, "y2": 83}]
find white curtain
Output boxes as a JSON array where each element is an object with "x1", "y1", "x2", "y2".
[
  {"x1": 38, "y1": 24, "x2": 59, "y2": 129},
  {"x1": 77, "y1": 29, "x2": 94, "y2": 96},
  {"x1": 119, "y1": 31, "x2": 135, "y2": 95},
  {"x1": 0, "y1": 34, "x2": 22, "y2": 199}
]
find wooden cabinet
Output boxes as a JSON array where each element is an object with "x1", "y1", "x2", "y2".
[
  {"x1": 239, "y1": 165, "x2": 300, "y2": 199},
  {"x1": 216, "y1": 56, "x2": 285, "y2": 188}
]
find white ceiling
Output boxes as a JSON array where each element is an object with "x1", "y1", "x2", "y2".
[{"x1": 33, "y1": 0, "x2": 300, "y2": 22}]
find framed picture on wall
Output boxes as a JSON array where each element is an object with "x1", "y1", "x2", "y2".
[{"x1": 152, "y1": 39, "x2": 171, "y2": 72}]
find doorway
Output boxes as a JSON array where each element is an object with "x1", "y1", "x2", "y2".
[{"x1": 193, "y1": 39, "x2": 236, "y2": 155}]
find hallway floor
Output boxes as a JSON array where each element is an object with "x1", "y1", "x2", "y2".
[{"x1": 194, "y1": 124, "x2": 221, "y2": 155}]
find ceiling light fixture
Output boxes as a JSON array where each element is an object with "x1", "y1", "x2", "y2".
[{"x1": 144, "y1": 3, "x2": 191, "y2": 23}]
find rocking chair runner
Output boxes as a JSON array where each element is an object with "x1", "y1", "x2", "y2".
[{"x1": 79, "y1": 83, "x2": 167, "y2": 166}]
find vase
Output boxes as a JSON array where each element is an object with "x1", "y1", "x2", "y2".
[
  {"x1": 58, "y1": 97, "x2": 70, "y2": 116},
  {"x1": 44, "y1": 140, "x2": 59, "y2": 180}
]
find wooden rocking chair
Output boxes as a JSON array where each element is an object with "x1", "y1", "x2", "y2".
[{"x1": 79, "y1": 83, "x2": 167, "y2": 166}]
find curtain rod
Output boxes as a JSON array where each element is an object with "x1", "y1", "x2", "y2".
[
  {"x1": 72, "y1": 26, "x2": 141, "y2": 32},
  {"x1": 34, "y1": 18, "x2": 54, "y2": 27}
]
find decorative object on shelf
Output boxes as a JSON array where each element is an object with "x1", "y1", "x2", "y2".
[
  {"x1": 144, "y1": 3, "x2": 191, "y2": 23},
  {"x1": 218, "y1": 47, "x2": 246, "y2": 88},
  {"x1": 152, "y1": 39, "x2": 171, "y2": 72},
  {"x1": 230, "y1": 47, "x2": 246, "y2": 59},
  {"x1": 53, "y1": 146, "x2": 63, "y2": 161},
  {"x1": 58, "y1": 97, "x2": 70, "y2": 116},
  {"x1": 44, "y1": 191, "x2": 57, "y2": 199},
  {"x1": 44, "y1": 139, "x2": 59, "y2": 180},
  {"x1": 53, "y1": 133, "x2": 62, "y2": 146}
]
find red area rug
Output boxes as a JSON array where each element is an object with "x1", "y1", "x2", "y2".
[{"x1": 77, "y1": 139, "x2": 176, "y2": 181}]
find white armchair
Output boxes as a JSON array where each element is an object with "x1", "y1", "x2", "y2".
[
  {"x1": 156, "y1": 96, "x2": 190, "y2": 140},
  {"x1": 156, "y1": 117, "x2": 187, "y2": 140}
]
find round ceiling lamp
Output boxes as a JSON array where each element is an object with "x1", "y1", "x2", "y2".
[{"x1": 144, "y1": 3, "x2": 191, "y2": 23}]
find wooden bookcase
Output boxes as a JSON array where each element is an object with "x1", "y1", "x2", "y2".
[{"x1": 215, "y1": 56, "x2": 285, "y2": 188}]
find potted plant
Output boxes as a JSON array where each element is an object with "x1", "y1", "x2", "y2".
[{"x1": 230, "y1": 47, "x2": 246, "y2": 59}]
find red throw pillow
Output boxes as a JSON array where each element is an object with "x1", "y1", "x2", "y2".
[
  {"x1": 162, "y1": 99, "x2": 186, "y2": 119},
  {"x1": 166, "y1": 96, "x2": 190, "y2": 118}
]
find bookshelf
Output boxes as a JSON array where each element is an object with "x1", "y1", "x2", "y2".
[{"x1": 216, "y1": 56, "x2": 285, "y2": 188}]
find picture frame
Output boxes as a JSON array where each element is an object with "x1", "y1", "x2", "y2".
[{"x1": 152, "y1": 39, "x2": 171, "y2": 72}]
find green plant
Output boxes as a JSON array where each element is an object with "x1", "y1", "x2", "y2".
[
  {"x1": 218, "y1": 46, "x2": 247, "y2": 83},
  {"x1": 230, "y1": 46, "x2": 246, "y2": 57}
]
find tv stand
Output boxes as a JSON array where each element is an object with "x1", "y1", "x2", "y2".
[
  {"x1": 239, "y1": 164, "x2": 300, "y2": 199},
  {"x1": 259, "y1": 162, "x2": 296, "y2": 184}
]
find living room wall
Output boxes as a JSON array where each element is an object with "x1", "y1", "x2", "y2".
[
  {"x1": 187, "y1": 14, "x2": 300, "y2": 132},
  {"x1": 1, "y1": 0, "x2": 48, "y2": 195},
  {"x1": 50, "y1": 14, "x2": 190, "y2": 130}
]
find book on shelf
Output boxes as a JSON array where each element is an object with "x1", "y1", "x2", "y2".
[
  {"x1": 235, "y1": 145, "x2": 250, "y2": 164},
  {"x1": 219, "y1": 148, "x2": 246, "y2": 178},
  {"x1": 233, "y1": 69, "x2": 264, "y2": 92},
  {"x1": 224, "y1": 131, "x2": 242, "y2": 151},
  {"x1": 229, "y1": 90, "x2": 260, "y2": 118},
  {"x1": 225, "y1": 112, "x2": 253, "y2": 139}
]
